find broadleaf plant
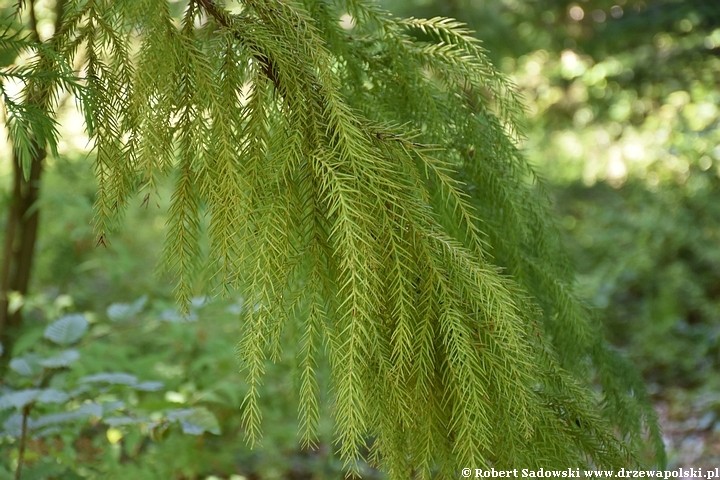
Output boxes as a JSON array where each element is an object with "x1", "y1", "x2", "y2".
[
  {"x1": 3, "y1": 0, "x2": 664, "y2": 475},
  {"x1": 0, "y1": 306, "x2": 222, "y2": 478}
]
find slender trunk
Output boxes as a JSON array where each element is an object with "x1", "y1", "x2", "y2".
[
  {"x1": 10, "y1": 149, "x2": 44, "y2": 304},
  {"x1": 0, "y1": 144, "x2": 45, "y2": 377},
  {"x1": 0, "y1": 158, "x2": 20, "y2": 335},
  {"x1": 0, "y1": 0, "x2": 62, "y2": 377}
]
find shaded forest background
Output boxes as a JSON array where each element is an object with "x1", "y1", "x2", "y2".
[{"x1": 0, "y1": 0, "x2": 719, "y2": 477}]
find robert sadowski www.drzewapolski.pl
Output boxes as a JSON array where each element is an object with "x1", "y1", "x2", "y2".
[{"x1": 462, "y1": 468, "x2": 717, "y2": 478}]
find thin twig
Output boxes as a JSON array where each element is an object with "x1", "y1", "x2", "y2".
[{"x1": 15, "y1": 403, "x2": 31, "y2": 480}]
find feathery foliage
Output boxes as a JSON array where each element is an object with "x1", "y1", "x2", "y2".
[{"x1": 2, "y1": 0, "x2": 664, "y2": 475}]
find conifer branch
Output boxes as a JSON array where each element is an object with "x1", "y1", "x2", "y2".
[
  {"x1": 196, "y1": 0, "x2": 281, "y2": 90},
  {"x1": 0, "y1": 0, "x2": 665, "y2": 474}
]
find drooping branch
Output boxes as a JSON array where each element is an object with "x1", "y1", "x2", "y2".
[
  {"x1": 196, "y1": 0, "x2": 281, "y2": 90},
  {"x1": 0, "y1": 0, "x2": 664, "y2": 472}
]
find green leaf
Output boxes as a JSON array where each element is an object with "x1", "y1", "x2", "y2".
[
  {"x1": 0, "y1": 388, "x2": 70, "y2": 411},
  {"x1": 79, "y1": 372, "x2": 138, "y2": 386},
  {"x1": 102, "y1": 401, "x2": 125, "y2": 415},
  {"x1": 43, "y1": 314, "x2": 89, "y2": 345},
  {"x1": 2, "y1": 413, "x2": 24, "y2": 437},
  {"x1": 104, "y1": 415, "x2": 149, "y2": 427},
  {"x1": 0, "y1": 389, "x2": 41, "y2": 410},
  {"x1": 32, "y1": 403, "x2": 102, "y2": 429},
  {"x1": 133, "y1": 381, "x2": 164, "y2": 391},
  {"x1": 38, "y1": 349, "x2": 81, "y2": 368},
  {"x1": 106, "y1": 295, "x2": 147, "y2": 322},
  {"x1": 36, "y1": 389, "x2": 69, "y2": 405},
  {"x1": 9, "y1": 354, "x2": 41, "y2": 376},
  {"x1": 167, "y1": 407, "x2": 221, "y2": 435},
  {"x1": 166, "y1": 408, "x2": 194, "y2": 422}
]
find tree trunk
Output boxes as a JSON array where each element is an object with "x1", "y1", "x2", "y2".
[
  {"x1": 0, "y1": 144, "x2": 45, "y2": 377},
  {"x1": 0, "y1": 0, "x2": 63, "y2": 378}
]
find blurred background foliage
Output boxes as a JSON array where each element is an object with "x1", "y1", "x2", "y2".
[{"x1": 1, "y1": 0, "x2": 720, "y2": 477}]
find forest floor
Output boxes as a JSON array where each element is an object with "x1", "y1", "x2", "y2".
[{"x1": 657, "y1": 388, "x2": 720, "y2": 471}]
